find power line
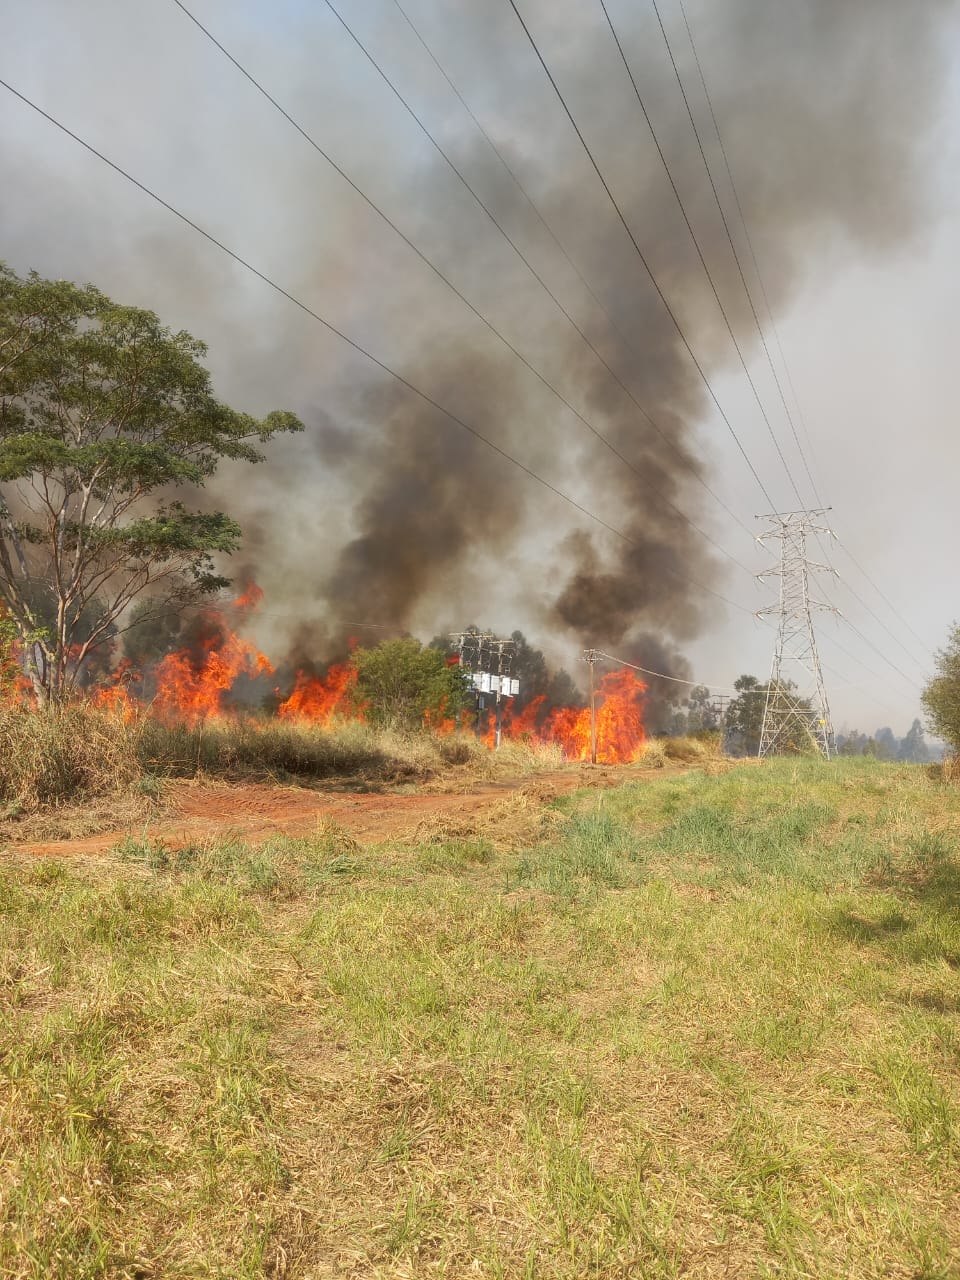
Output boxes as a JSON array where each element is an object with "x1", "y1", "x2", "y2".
[
  {"x1": 676, "y1": 0, "x2": 826, "y2": 508},
  {"x1": 598, "y1": 0, "x2": 808, "y2": 509},
  {"x1": 389, "y1": 0, "x2": 751, "y2": 542},
  {"x1": 818, "y1": 659, "x2": 909, "y2": 727},
  {"x1": 598, "y1": 650, "x2": 738, "y2": 693},
  {"x1": 0, "y1": 74, "x2": 753, "y2": 618},
  {"x1": 504, "y1": 0, "x2": 777, "y2": 510},
  {"x1": 820, "y1": 622, "x2": 888, "y2": 686},
  {"x1": 834, "y1": 577, "x2": 928, "y2": 677},
  {"x1": 834, "y1": 540, "x2": 935, "y2": 659},
  {"x1": 170, "y1": 0, "x2": 752, "y2": 577},
  {"x1": 645, "y1": 0, "x2": 822, "y2": 509},
  {"x1": 210, "y1": 0, "x2": 929, "y2": 697},
  {"x1": 839, "y1": 614, "x2": 922, "y2": 695},
  {"x1": 549, "y1": 0, "x2": 929, "y2": 699},
  {"x1": 675, "y1": 0, "x2": 934, "y2": 671}
]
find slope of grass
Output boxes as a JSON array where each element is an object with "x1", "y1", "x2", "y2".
[{"x1": 2, "y1": 757, "x2": 959, "y2": 1277}]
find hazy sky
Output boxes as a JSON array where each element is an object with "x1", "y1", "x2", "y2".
[{"x1": 2, "y1": 0, "x2": 958, "y2": 736}]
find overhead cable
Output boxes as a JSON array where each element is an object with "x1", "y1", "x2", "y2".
[
  {"x1": 504, "y1": 0, "x2": 778, "y2": 510},
  {"x1": 674, "y1": 0, "x2": 826, "y2": 507},
  {"x1": 389, "y1": 0, "x2": 751, "y2": 540},
  {"x1": 598, "y1": 650, "x2": 739, "y2": 693},
  {"x1": 677, "y1": 0, "x2": 934, "y2": 669},
  {"x1": 599, "y1": 0, "x2": 808, "y2": 508},
  {"x1": 0, "y1": 75, "x2": 753, "y2": 617},
  {"x1": 171, "y1": 0, "x2": 752, "y2": 575}
]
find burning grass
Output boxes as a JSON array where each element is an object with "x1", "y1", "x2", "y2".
[
  {"x1": 0, "y1": 701, "x2": 570, "y2": 839},
  {"x1": 2, "y1": 757, "x2": 959, "y2": 1277}
]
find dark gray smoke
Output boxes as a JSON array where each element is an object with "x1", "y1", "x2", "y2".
[
  {"x1": 1, "y1": 0, "x2": 956, "y2": 714},
  {"x1": 258, "y1": 0, "x2": 954, "y2": 680}
]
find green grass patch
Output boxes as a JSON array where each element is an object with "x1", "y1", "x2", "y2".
[{"x1": 2, "y1": 756, "x2": 960, "y2": 1276}]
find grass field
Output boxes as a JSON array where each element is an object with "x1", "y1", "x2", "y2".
[{"x1": 2, "y1": 756, "x2": 959, "y2": 1277}]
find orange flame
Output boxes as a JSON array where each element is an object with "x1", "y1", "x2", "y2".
[
  {"x1": 0, "y1": 604, "x2": 32, "y2": 704},
  {"x1": 489, "y1": 669, "x2": 646, "y2": 763},
  {"x1": 90, "y1": 658, "x2": 140, "y2": 722},
  {"x1": 423, "y1": 696, "x2": 456, "y2": 736},
  {"x1": 232, "y1": 582, "x2": 264, "y2": 612},
  {"x1": 277, "y1": 661, "x2": 359, "y2": 724},
  {"x1": 76, "y1": 584, "x2": 649, "y2": 763},
  {"x1": 152, "y1": 622, "x2": 273, "y2": 723}
]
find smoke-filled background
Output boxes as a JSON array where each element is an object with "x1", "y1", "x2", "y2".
[{"x1": 2, "y1": 0, "x2": 959, "y2": 729}]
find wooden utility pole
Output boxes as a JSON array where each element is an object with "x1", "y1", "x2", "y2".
[{"x1": 581, "y1": 649, "x2": 603, "y2": 765}]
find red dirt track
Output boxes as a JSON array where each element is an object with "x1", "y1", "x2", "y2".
[{"x1": 8, "y1": 766, "x2": 651, "y2": 859}]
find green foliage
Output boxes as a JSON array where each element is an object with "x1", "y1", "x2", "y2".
[
  {"x1": 0, "y1": 610, "x2": 21, "y2": 698},
  {"x1": 922, "y1": 623, "x2": 960, "y2": 752},
  {"x1": 354, "y1": 636, "x2": 467, "y2": 729},
  {"x1": 900, "y1": 718, "x2": 931, "y2": 763},
  {"x1": 837, "y1": 720, "x2": 934, "y2": 763},
  {"x1": 121, "y1": 597, "x2": 188, "y2": 669},
  {"x1": 724, "y1": 674, "x2": 817, "y2": 756},
  {"x1": 0, "y1": 264, "x2": 302, "y2": 700},
  {"x1": 682, "y1": 683, "x2": 719, "y2": 734},
  {"x1": 724, "y1": 674, "x2": 765, "y2": 755}
]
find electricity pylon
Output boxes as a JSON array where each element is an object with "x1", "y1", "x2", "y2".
[{"x1": 755, "y1": 509, "x2": 837, "y2": 758}]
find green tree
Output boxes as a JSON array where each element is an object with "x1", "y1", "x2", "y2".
[
  {"x1": 723, "y1": 674, "x2": 816, "y2": 756},
  {"x1": 899, "y1": 718, "x2": 929, "y2": 763},
  {"x1": 685, "y1": 684, "x2": 718, "y2": 733},
  {"x1": 122, "y1": 597, "x2": 189, "y2": 670},
  {"x1": 0, "y1": 265, "x2": 302, "y2": 702},
  {"x1": 838, "y1": 729, "x2": 869, "y2": 756},
  {"x1": 724, "y1": 675, "x2": 765, "y2": 756},
  {"x1": 354, "y1": 637, "x2": 468, "y2": 729},
  {"x1": 922, "y1": 623, "x2": 960, "y2": 751}
]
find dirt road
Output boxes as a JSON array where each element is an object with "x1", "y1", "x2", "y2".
[{"x1": 8, "y1": 764, "x2": 658, "y2": 859}]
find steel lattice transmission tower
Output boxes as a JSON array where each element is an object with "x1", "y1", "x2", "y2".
[{"x1": 755, "y1": 509, "x2": 837, "y2": 758}]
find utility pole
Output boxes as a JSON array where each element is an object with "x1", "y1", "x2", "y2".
[
  {"x1": 450, "y1": 630, "x2": 495, "y2": 738},
  {"x1": 581, "y1": 649, "x2": 603, "y2": 764},
  {"x1": 713, "y1": 693, "x2": 734, "y2": 753},
  {"x1": 755, "y1": 509, "x2": 837, "y2": 759},
  {"x1": 492, "y1": 638, "x2": 515, "y2": 750}
]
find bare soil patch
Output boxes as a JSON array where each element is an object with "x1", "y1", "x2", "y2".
[{"x1": 5, "y1": 762, "x2": 677, "y2": 859}]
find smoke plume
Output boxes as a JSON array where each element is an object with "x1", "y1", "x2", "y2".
[{"x1": 1, "y1": 0, "x2": 956, "y2": 719}]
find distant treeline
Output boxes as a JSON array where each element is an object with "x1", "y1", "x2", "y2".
[{"x1": 834, "y1": 722, "x2": 942, "y2": 763}]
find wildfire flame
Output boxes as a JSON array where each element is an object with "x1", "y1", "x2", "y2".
[
  {"x1": 423, "y1": 696, "x2": 456, "y2": 735},
  {"x1": 277, "y1": 661, "x2": 359, "y2": 724},
  {"x1": 152, "y1": 625, "x2": 273, "y2": 723},
  {"x1": 0, "y1": 610, "x2": 32, "y2": 705},
  {"x1": 90, "y1": 658, "x2": 140, "y2": 721},
  {"x1": 61, "y1": 583, "x2": 650, "y2": 761},
  {"x1": 232, "y1": 582, "x2": 264, "y2": 612},
  {"x1": 486, "y1": 669, "x2": 647, "y2": 763}
]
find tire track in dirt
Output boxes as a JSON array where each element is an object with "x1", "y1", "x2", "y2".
[{"x1": 7, "y1": 765, "x2": 666, "y2": 858}]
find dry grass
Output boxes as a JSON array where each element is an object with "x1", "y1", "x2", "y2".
[
  {"x1": 2, "y1": 756, "x2": 959, "y2": 1277},
  {"x1": 660, "y1": 732, "x2": 723, "y2": 763},
  {"x1": 0, "y1": 703, "x2": 565, "y2": 841},
  {"x1": 408, "y1": 785, "x2": 568, "y2": 854},
  {"x1": 930, "y1": 754, "x2": 960, "y2": 785},
  {"x1": 0, "y1": 702, "x2": 140, "y2": 814}
]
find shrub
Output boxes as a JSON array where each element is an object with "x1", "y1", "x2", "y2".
[{"x1": 922, "y1": 624, "x2": 960, "y2": 752}]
